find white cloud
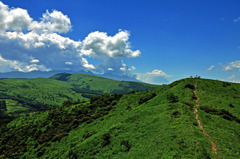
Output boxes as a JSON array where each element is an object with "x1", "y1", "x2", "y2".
[
  {"x1": 131, "y1": 66, "x2": 136, "y2": 71},
  {"x1": 228, "y1": 75, "x2": 236, "y2": 80},
  {"x1": 234, "y1": 16, "x2": 240, "y2": 23},
  {"x1": 65, "y1": 62, "x2": 73, "y2": 65},
  {"x1": 81, "y1": 30, "x2": 141, "y2": 58},
  {"x1": 146, "y1": 69, "x2": 172, "y2": 77},
  {"x1": 228, "y1": 75, "x2": 240, "y2": 83},
  {"x1": 0, "y1": 2, "x2": 32, "y2": 32},
  {"x1": 30, "y1": 59, "x2": 40, "y2": 63},
  {"x1": 29, "y1": 10, "x2": 71, "y2": 34},
  {"x1": 207, "y1": 65, "x2": 215, "y2": 71},
  {"x1": 136, "y1": 69, "x2": 171, "y2": 84},
  {"x1": 223, "y1": 61, "x2": 240, "y2": 71},
  {"x1": 0, "y1": 1, "x2": 71, "y2": 33},
  {"x1": 0, "y1": 55, "x2": 49, "y2": 72},
  {"x1": 0, "y1": 31, "x2": 91, "y2": 71},
  {"x1": 80, "y1": 31, "x2": 140, "y2": 76},
  {"x1": 0, "y1": 1, "x2": 139, "y2": 78}
]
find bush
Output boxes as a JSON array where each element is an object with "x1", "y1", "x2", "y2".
[
  {"x1": 126, "y1": 90, "x2": 136, "y2": 94},
  {"x1": 183, "y1": 101, "x2": 194, "y2": 108},
  {"x1": 191, "y1": 94, "x2": 197, "y2": 100},
  {"x1": 0, "y1": 100, "x2": 7, "y2": 111},
  {"x1": 229, "y1": 103, "x2": 234, "y2": 108},
  {"x1": 167, "y1": 93, "x2": 179, "y2": 103},
  {"x1": 185, "y1": 84, "x2": 195, "y2": 90},
  {"x1": 102, "y1": 133, "x2": 111, "y2": 147},
  {"x1": 138, "y1": 93, "x2": 157, "y2": 105},
  {"x1": 120, "y1": 140, "x2": 131, "y2": 152}
]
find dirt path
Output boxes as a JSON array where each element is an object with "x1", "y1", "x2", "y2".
[{"x1": 193, "y1": 83, "x2": 220, "y2": 159}]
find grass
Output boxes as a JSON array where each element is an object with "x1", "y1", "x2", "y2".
[
  {"x1": 0, "y1": 78, "x2": 239, "y2": 158},
  {"x1": 0, "y1": 73, "x2": 158, "y2": 117},
  {"x1": 196, "y1": 79, "x2": 240, "y2": 158}
]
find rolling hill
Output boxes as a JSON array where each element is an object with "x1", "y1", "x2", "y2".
[
  {"x1": 0, "y1": 73, "x2": 158, "y2": 117},
  {"x1": 0, "y1": 78, "x2": 239, "y2": 158},
  {"x1": 50, "y1": 73, "x2": 158, "y2": 94}
]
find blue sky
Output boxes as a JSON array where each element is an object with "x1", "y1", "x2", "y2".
[{"x1": 0, "y1": 0, "x2": 240, "y2": 84}]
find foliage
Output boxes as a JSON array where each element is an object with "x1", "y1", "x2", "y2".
[
  {"x1": 0, "y1": 100, "x2": 6, "y2": 110},
  {"x1": 0, "y1": 78, "x2": 239, "y2": 158},
  {"x1": 0, "y1": 93, "x2": 123, "y2": 158},
  {"x1": 138, "y1": 92, "x2": 157, "y2": 105},
  {"x1": 0, "y1": 73, "x2": 158, "y2": 117},
  {"x1": 167, "y1": 92, "x2": 179, "y2": 103}
]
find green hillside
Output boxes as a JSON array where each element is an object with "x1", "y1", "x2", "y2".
[
  {"x1": 50, "y1": 73, "x2": 158, "y2": 95},
  {"x1": 0, "y1": 73, "x2": 158, "y2": 117},
  {"x1": 0, "y1": 78, "x2": 239, "y2": 158}
]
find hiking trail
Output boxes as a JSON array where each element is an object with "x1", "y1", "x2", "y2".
[{"x1": 193, "y1": 82, "x2": 220, "y2": 159}]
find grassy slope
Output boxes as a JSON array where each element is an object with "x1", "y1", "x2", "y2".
[
  {"x1": 0, "y1": 78, "x2": 239, "y2": 158},
  {"x1": 0, "y1": 73, "x2": 158, "y2": 116},
  {"x1": 50, "y1": 73, "x2": 158, "y2": 93},
  {"x1": 0, "y1": 78, "x2": 83, "y2": 115},
  {"x1": 196, "y1": 79, "x2": 240, "y2": 158}
]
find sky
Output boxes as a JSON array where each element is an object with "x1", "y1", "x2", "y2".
[{"x1": 0, "y1": 0, "x2": 240, "y2": 84}]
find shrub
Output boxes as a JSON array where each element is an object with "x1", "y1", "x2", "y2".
[
  {"x1": 102, "y1": 133, "x2": 111, "y2": 147},
  {"x1": 138, "y1": 93, "x2": 157, "y2": 105},
  {"x1": 167, "y1": 93, "x2": 179, "y2": 103},
  {"x1": 229, "y1": 103, "x2": 234, "y2": 108},
  {"x1": 120, "y1": 140, "x2": 131, "y2": 152},
  {"x1": 0, "y1": 100, "x2": 7, "y2": 111},
  {"x1": 191, "y1": 94, "x2": 197, "y2": 100},
  {"x1": 172, "y1": 110, "x2": 180, "y2": 117},
  {"x1": 183, "y1": 101, "x2": 194, "y2": 108},
  {"x1": 185, "y1": 84, "x2": 195, "y2": 90},
  {"x1": 126, "y1": 90, "x2": 136, "y2": 94}
]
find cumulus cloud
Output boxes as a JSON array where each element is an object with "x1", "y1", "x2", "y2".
[
  {"x1": 0, "y1": 1, "x2": 71, "y2": 33},
  {"x1": 222, "y1": 61, "x2": 240, "y2": 71},
  {"x1": 0, "y1": 1, "x2": 32, "y2": 32},
  {"x1": 0, "y1": 55, "x2": 49, "y2": 72},
  {"x1": 29, "y1": 10, "x2": 71, "y2": 34},
  {"x1": 136, "y1": 69, "x2": 171, "y2": 84},
  {"x1": 81, "y1": 30, "x2": 140, "y2": 58},
  {"x1": 207, "y1": 65, "x2": 215, "y2": 71},
  {"x1": 81, "y1": 30, "x2": 140, "y2": 76},
  {"x1": 0, "y1": 1, "x2": 139, "y2": 77},
  {"x1": 0, "y1": 31, "x2": 94, "y2": 71}
]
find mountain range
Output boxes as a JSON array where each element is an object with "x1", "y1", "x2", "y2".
[{"x1": 0, "y1": 71, "x2": 140, "y2": 82}]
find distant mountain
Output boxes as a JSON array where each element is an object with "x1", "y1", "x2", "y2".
[
  {"x1": 0, "y1": 73, "x2": 159, "y2": 117},
  {"x1": 0, "y1": 70, "x2": 140, "y2": 82},
  {"x1": 0, "y1": 70, "x2": 89, "y2": 79},
  {"x1": 100, "y1": 73, "x2": 140, "y2": 82},
  {"x1": 0, "y1": 78, "x2": 239, "y2": 158}
]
